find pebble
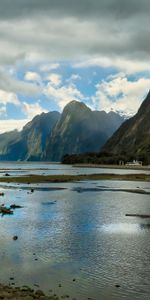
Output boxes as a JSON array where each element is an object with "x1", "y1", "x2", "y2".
[{"x1": 13, "y1": 236, "x2": 18, "y2": 240}]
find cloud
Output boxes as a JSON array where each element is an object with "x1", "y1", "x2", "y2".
[
  {"x1": 73, "y1": 57, "x2": 150, "y2": 75},
  {"x1": 39, "y1": 63, "x2": 60, "y2": 72},
  {"x1": 21, "y1": 101, "x2": 48, "y2": 119},
  {"x1": 0, "y1": 69, "x2": 41, "y2": 95},
  {"x1": 0, "y1": 1, "x2": 147, "y2": 20},
  {"x1": 0, "y1": 119, "x2": 28, "y2": 134},
  {"x1": 0, "y1": 89, "x2": 20, "y2": 106},
  {"x1": 0, "y1": 0, "x2": 150, "y2": 127},
  {"x1": 92, "y1": 74, "x2": 150, "y2": 116},
  {"x1": 44, "y1": 82, "x2": 84, "y2": 109},
  {"x1": 0, "y1": 1, "x2": 150, "y2": 73},
  {"x1": 25, "y1": 71, "x2": 41, "y2": 82},
  {"x1": 0, "y1": 105, "x2": 7, "y2": 116},
  {"x1": 66, "y1": 73, "x2": 81, "y2": 83},
  {"x1": 47, "y1": 73, "x2": 62, "y2": 87}
]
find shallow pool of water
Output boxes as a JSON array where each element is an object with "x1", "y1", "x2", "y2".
[{"x1": 0, "y1": 177, "x2": 150, "y2": 299}]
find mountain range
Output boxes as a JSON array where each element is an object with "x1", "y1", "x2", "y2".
[
  {"x1": 63, "y1": 92, "x2": 150, "y2": 165},
  {"x1": 0, "y1": 100, "x2": 124, "y2": 161},
  {"x1": 102, "y1": 90, "x2": 150, "y2": 164},
  {"x1": 45, "y1": 101, "x2": 124, "y2": 161},
  {"x1": 0, "y1": 111, "x2": 60, "y2": 161}
]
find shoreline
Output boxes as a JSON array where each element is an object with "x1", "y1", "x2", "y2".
[
  {"x1": 0, "y1": 173, "x2": 149, "y2": 183},
  {"x1": 72, "y1": 163, "x2": 150, "y2": 171}
]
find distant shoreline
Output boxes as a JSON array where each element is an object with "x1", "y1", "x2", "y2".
[
  {"x1": 72, "y1": 163, "x2": 150, "y2": 171},
  {"x1": 0, "y1": 173, "x2": 149, "y2": 183}
]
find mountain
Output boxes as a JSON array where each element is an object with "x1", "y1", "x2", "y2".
[
  {"x1": 0, "y1": 130, "x2": 20, "y2": 159},
  {"x1": 0, "y1": 101, "x2": 124, "y2": 162},
  {"x1": 102, "y1": 91, "x2": 150, "y2": 164},
  {"x1": 0, "y1": 111, "x2": 60, "y2": 161},
  {"x1": 45, "y1": 100, "x2": 124, "y2": 161}
]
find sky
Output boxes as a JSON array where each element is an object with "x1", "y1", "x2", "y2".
[{"x1": 0, "y1": 0, "x2": 150, "y2": 133}]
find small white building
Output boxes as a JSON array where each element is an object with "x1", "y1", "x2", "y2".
[{"x1": 126, "y1": 160, "x2": 142, "y2": 166}]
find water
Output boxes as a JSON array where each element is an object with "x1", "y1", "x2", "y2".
[
  {"x1": 0, "y1": 161, "x2": 150, "y2": 176},
  {"x1": 0, "y1": 163, "x2": 150, "y2": 299}
]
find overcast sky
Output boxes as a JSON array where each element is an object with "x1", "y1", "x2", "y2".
[{"x1": 0, "y1": 0, "x2": 150, "y2": 132}]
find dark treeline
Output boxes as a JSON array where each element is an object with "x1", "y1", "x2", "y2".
[{"x1": 62, "y1": 151, "x2": 150, "y2": 165}]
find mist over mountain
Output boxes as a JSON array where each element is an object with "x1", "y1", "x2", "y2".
[{"x1": 0, "y1": 100, "x2": 124, "y2": 162}]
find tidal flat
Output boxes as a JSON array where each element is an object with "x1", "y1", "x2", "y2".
[
  {"x1": 0, "y1": 172, "x2": 150, "y2": 184},
  {"x1": 0, "y1": 163, "x2": 150, "y2": 300}
]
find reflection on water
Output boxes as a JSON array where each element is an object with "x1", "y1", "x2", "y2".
[
  {"x1": 0, "y1": 167, "x2": 150, "y2": 299},
  {"x1": 139, "y1": 223, "x2": 150, "y2": 230},
  {"x1": 101, "y1": 222, "x2": 150, "y2": 234},
  {"x1": 101, "y1": 223, "x2": 141, "y2": 234}
]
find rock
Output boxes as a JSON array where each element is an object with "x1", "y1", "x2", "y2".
[
  {"x1": 13, "y1": 235, "x2": 18, "y2": 240},
  {"x1": 0, "y1": 206, "x2": 13, "y2": 215},
  {"x1": 35, "y1": 289, "x2": 45, "y2": 296},
  {"x1": 21, "y1": 287, "x2": 29, "y2": 292},
  {"x1": 34, "y1": 284, "x2": 39, "y2": 287},
  {"x1": 126, "y1": 214, "x2": 150, "y2": 218},
  {"x1": 115, "y1": 284, "x2": 120, "y2": 288},
  {"x1": 0, "y1": 283, "x2": 58, "y2": 299},
  {"x1": 10, "y1": 204, "x2": 22, "y2": 209}
]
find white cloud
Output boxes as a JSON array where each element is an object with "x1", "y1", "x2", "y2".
[
  {"x1": 0, "y1": 89, "x2": 20, "y2": 106},
  {"x1": 73, "y1": 57, "x2": 150, "y2": 75},
  {"x1": 47, "y1": 73, "x2": 62, "y2": 87},
  {"x1": 92, "y1": 74, "x2": 150, "y2": 116},
  {"x1": 21, "y1": 101, "x2": 48, "y2": 119},
  {"x1": 0, "y1": 119, "x2": 28, "y2": 134},
  {"x1": 44, "y1": 82, "x2": 84, "y2": 109},
  {"x1": 0, "y1": 69, "x2": 41, "y2": 95},
  {"x1": 66, "y1": 73, "x2": 81, "y2": 83},
  {"x1": 70, "y1": 74, "x2": 81, "y2": 81},
  {"x1": 39, "y1": 63, "x2": 60, "y2": 72},
  {"x1": 0, "y1": 105, "x2": 7, "y2": 116},
  {"x1": 25, "y1": 71, "x2": 41, "y2": 82}
]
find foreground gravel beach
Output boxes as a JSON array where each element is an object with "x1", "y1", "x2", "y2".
[{"x1": 0, "y1": 284, "x2": 58, "y2": 299}]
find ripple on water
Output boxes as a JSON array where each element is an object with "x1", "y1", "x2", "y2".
[{"x1": 0, "y1": 172, "x2": 150, "y2": 300}]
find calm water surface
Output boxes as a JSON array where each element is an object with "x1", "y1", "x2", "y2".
[
  {"x1": 0, "y1": 163, "x2": 149, "y2": 299},
  {"x1": 0, "y1": 161, "x2": 150, "y2": 176}
]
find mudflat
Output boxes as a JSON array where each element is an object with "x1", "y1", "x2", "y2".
[{"x1": 0, "y1": 173, "x2": 149, "y2": 183}]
